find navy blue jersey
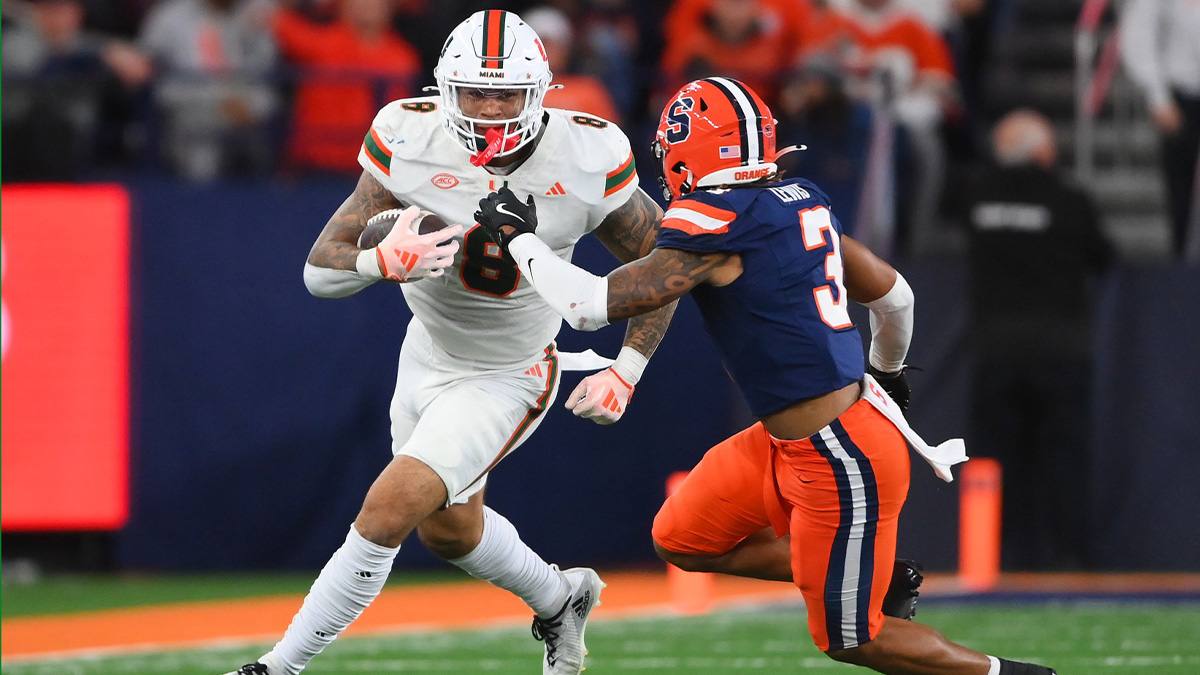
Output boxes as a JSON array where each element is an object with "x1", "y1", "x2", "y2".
[{"x1": 657, "y1": 177, "x2": 865, "y2": 416}]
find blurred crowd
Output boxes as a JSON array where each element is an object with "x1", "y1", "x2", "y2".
[
  {"x1": 4, "y1": 0, "x2": 1195, "y2": 260},
  {"x1": 1, "y1": 0, "x2": 1009, "y2": 250}
]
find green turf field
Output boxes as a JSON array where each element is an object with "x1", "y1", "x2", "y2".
[
  {"x1": 0, "y1": 571, "x2": 471, "y2": 619},
  {"x1": 4, "y1": 602, "x2": 1199, "y2": 674}
]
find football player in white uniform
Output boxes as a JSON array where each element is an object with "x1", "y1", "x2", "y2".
[{"x1": 223, "y1": 10, "x2": 674, "y2": 675}]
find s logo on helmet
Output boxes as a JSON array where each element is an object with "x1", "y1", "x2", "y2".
[{"x1": 665, "y1": 97, "x2": 695, "y2": 144}]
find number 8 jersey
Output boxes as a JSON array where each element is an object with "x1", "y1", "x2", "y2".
[
  {"x1": 358, "y1": 96, "x2": 639, "y2": 369},
  {"x1": 656, "y1": 177, "x2": 865, "y2": 416}
]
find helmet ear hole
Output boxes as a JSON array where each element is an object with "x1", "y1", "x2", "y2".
[{"x1": 671, "y1": 161, "x2": 686, "y2": 175}]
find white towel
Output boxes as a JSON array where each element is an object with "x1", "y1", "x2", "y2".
[
  {"x1": 555, "y1": 348, "x2": 615, "y2": 372},
  {"x1": 861, "y1": 374, "x2": 968, "y2": 483}
]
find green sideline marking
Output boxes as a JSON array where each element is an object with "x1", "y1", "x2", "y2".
[
  {"x1": 0, "y1": 571, "x2": 471, "y2": 618},
  {"x1": 3, "y1": 602, "x2": 1200, "y2": 675}
]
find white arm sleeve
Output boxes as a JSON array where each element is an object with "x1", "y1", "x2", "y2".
[
  {"x1": 507, "y1": 233, "x2": 610, "y2": 332},
  {"x1": 302, "y1": 250, "x2": 383, "y2": 298},
  {"x1": 862, "y1": 272, "x2": 914, "y2": 372}
]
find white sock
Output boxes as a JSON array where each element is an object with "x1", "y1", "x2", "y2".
[
  {"x1": 261, "y1": 525, "x2": 399, "y2": 674},
  {"x1": 448, "y1": 506, "x2": 569, "y2": 617},
  {"x1": 987, "y1": 655, "x2": 1002, "y2": 675}
]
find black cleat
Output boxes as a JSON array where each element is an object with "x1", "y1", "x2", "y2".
[
  {"x1": 998, "y1": 658, "x2": 1057, "y2": 674},
  {"x1": 881, "y1": 558, "x2": 924, "y2": 620},
  {"x1": 222, "y1": 663, "x2": 269, "y2": 675}
]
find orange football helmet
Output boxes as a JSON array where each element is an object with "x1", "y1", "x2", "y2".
[{"x1": 652, "y1": 77, "x2": 779, "y2": 201}]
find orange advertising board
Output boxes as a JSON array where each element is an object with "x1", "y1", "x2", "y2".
[{"x1": 2, "y1": 185, "x2": 130, "y2": 530}]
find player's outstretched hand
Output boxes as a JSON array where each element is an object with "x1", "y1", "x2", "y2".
[
  {"x1": 375, "y1": 205, "x2": 462, "y2": 282},
  {"x1": 475, "y1": 186, "x2": 537, "y2": 248},
  {"x1": 565, "y1": 368, "x2": 635, "y2": 425},
  {"x1": 868, "y1": 365, "x2": 911, "y2": 414}
]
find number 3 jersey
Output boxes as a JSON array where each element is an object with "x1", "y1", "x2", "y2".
[
  {"x1": 357, "y1": 96, "x2": 639, "y2": 369},
  {"x1": 656, "y1": 177, "x2": 865, "y2": 417}
]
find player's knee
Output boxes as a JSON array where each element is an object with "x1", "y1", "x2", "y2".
[
  {"x1": 824, "y1": 629, "x2": 905, "y2": 668},
  {"x1": 417, "y1": 520, "x2": 477, "y2": 560},
  {"x1": 652, "y1": 505, "x2": 720, "y2": 572},
  {"x1": 356, "y1": 495, "x2": 421, "y2": 548},
  {"x1": 354, "y1": 506, "x2": 408, "y2": 548},
  {"x1": 825, "y1": 642, "x2": 877, "y2": 666},
  {"x1": 653, "y1": 539, "x2": 715, "y2": 573},
  {"x1": 650, "y1": 502, "x2": 683, "y2": 550}
]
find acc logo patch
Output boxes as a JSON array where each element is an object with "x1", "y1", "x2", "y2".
[{"x1": 431, "y1": 173, "x2": 459, "y2": 189}]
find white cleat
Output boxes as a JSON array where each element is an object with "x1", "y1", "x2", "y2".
[{"x1": 531, "y1": 566, "x2": 605, "y2": 675}]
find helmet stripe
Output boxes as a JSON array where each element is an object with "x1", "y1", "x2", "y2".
[
  {"x1": 705, "y1": 77, "x2": 764, "y2": 164},
  {"x1": 482, "y1": 9, "x2": 505, "y2": 69},
  {"x1": 725, "y1": 78, "x2": 764, "y2": 163}
]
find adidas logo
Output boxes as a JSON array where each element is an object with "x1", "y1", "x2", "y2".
[
  {"x1": 572, "y1": 591, "x2": 590, "y2": 619},
  {"x1": 601, "y1": 390, "x2": 623, "y2": 414},
  {"x1": 525, "y1": 363, "x2": 545, "y2": 378},
  {"x1": 545, "y1": 182, "x2": 566, "y2": 196}
]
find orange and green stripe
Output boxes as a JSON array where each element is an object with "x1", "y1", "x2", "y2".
[
  {"x1": 480, "y1": 9, "x2": 507, "y2": 69},
  {"x1": 604, "y1": 152, "x2": 636, "y2": 197},
  {"x1": 458, "y1": 346, "x2": 560, "y2": 496},
  {"x1": 362, "y1": 127, "x2": 392, "y2": 175}
]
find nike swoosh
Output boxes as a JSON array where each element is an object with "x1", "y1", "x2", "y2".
[{"x1": 494, "y1": 203, "x2": 520, "y2": 220}]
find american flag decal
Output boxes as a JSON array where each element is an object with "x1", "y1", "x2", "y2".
[{"x1": 719, "y1": 145, "x2": 741, "y2": 159}]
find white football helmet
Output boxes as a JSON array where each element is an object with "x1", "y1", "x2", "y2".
[{"x1": 434, "y1": 10, "x2": 553, "y2": 159}]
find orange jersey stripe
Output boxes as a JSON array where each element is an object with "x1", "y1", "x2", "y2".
[{"x1": 661, "y1": 200, "x2": 737, "y2": 235}]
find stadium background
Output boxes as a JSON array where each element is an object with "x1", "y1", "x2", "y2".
[{"x1": 3, "y1": 0, "x2": 1199, "y2": 605}]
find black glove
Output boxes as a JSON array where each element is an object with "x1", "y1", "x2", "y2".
[
  {"x1": 881, "y1": 558, "x2": 923, "y2": 620},
  {"x1": 474, "y1": 186, "x2": 537, "y2": 249},
  {"x1": 868, "y1": 365, "x2": 911, "y2": 413}
]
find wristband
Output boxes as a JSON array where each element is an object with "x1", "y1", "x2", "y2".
[
  {"x1": 356, "y1": 248, "x2": 384, "y2": 280},
  {"x1": 611, "y1": 346, "x2": 648, "y2": 386}
]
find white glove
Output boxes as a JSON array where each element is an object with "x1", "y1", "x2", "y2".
[
  {"x1": 565, "y1": 367, "x2": 635, "y2": 425},
  {"x1": 374, "y1": 206, "x2": 462, "y2": 282}
]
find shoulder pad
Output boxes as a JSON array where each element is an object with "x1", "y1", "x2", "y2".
[
  {"x1": 365, "y1": 96, "x2": 443, "y2": 164},
  {"x1": 551, "y1": 109, "x2": 633, "y2": 179}
]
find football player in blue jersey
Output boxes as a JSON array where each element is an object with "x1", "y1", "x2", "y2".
[{"x1": 476, "y1": 77, "x2": 1057, "y2": 675}]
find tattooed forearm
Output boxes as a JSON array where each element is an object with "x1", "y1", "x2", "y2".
[
  {"x1": 594, "y1": 188, "x2": 678, "y2": 357},
  {"x1": 608, "y1": 248, "x2": 729, "y2": 321},
  {"x1": 623, "y1": 299, "x2": 677, "y2": 356},
  {"x1": 593, "y1": 188, "x2": 663, "y2": 262},
  {"x1": 307, "y1": 171, "x2": 405, "y2": 271}
]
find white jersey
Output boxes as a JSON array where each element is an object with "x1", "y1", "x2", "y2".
[{"x1": 358, "y1": 96, "x2": 639, "y2": 370}]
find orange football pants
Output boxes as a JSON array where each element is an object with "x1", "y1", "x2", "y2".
[{"x1": 652, "y1": 399, "x2": 910, "y2": 651}]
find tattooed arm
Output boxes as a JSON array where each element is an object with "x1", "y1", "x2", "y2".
[
  {"x1": 303, "y1": 171, "x2": 406, "y2": 298},
  {"x1": 591, "y1": 188, "x2": 679, "y2": 361},
  {"x1": 603, "y1": 247, "x2": 732, "y2": 320},
  {"x1": 503, "y1": 188, "x2": 738, "y2": 332}
]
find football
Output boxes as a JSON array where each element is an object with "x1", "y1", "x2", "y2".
[{"x1": 358, "y1": 209, "x2": 451, "y2": 249}]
